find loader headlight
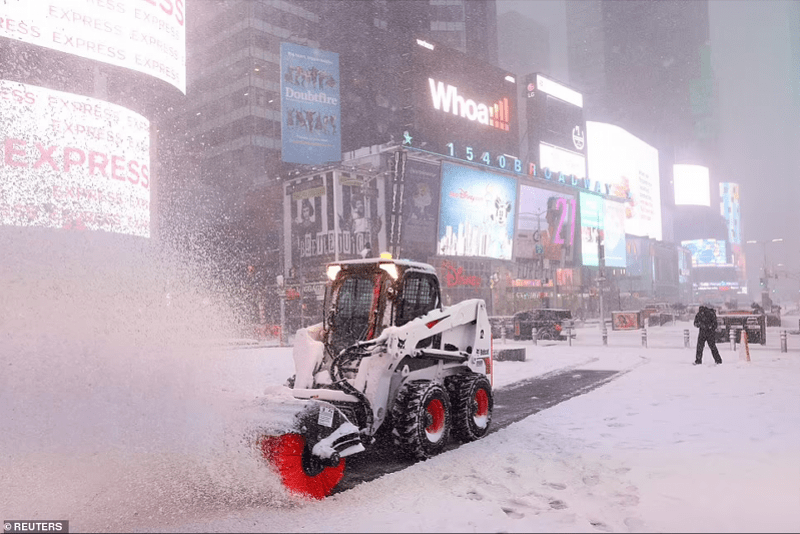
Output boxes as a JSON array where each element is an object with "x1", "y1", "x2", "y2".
[
  {"x1": 379, "y1": 262, "x2": 399, "y2": 280},
  {"x1": 326, "y1": 264, "x2": 341, "y2": 281}
]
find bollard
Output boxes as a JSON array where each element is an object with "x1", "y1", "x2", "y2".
[
  {"x1": 567, "y1": 325, "x2": 573, "y2": 346},
  {"x1": 780, "y1": 330, "x2": 788, "y2": 353},
  {"x1": 729, "y1": 329, "x2": 736, "y2": 351},
  {"x1": 500, "y1": 324, "x2": 506, "y2": 344},
  {"x1": 531, "y1": 327, "x2": 538, "y2": 346},
  {"x1": 683, "y1": 329, "x2": 690, "y2": 348},
  {"x1": 602, "y1": 326, "x2": 608, "y2": 346},
  {"x1": 641, "y1": 328, "x2": 647, "y2": 347}
]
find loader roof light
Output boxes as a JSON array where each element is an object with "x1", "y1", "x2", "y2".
[
  {"x1": 326, "y1": 264, "x2": 342, "y2": 281},
  {"x1": 379, "y1": 252, "x2": 393, "y2": 259},
  {"x1": 379, "y1": 262, "x2": 399, "y2": 280}
]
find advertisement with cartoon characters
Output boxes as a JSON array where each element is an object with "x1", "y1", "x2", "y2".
[
  {"x1": 400, "y1": 159, "x2": 441, "y2": 261},
  {"x1": 437, "y1": 163, "x2": 516, "y2": 260}
]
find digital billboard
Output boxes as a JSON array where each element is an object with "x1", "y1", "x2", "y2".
[
  {"x1": 0, "y1": 0, "x2": 186, "y2": 93},
  {"x1": 586, "y1": 122, "x2": 662, "y2": 240},
  {"x1": 525, "y1": 73, "x2": 586, "y2": 182},
  {"x1": 0, "y1": 80, "x2": 150, "y2": 237},
  {"x1": 674, "y1": 164, "x2": 710, "y2": 206},
  {"x1": 280, "y1": 42, "x2": 341, "y2": 165},
  {"x1": 399, "y1": 159, "x2": 441, "y2": 261},
  {"x1": 516, "y1": 185, "x2": 576, "y2": 263},
  {"x1": 401, "y1": 38, "x2": 519, "y2": 165},
  {"x1": 579, "y1": 192, "x2": 626, "y2": 268},
  {"x1": 437, "y1": 163, "x2": 517, "y2": 260},
  {"x1": 681, "y1": 239, "x2": 730, "y2": 267},
  {"x1": 719, "y1": 182, "x2": 741, "y2": 244}
]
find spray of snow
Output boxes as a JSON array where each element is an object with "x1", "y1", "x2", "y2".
[{"x1": 0, "y1": 230, "x2": 307, "y2": 531}]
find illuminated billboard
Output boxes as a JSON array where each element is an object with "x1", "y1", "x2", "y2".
[
  {"x1": 401, "y1": 38, "x2": 519, "y2": 164},
  {"x1": 516, "y1": 185, "x2": 576, "y2": 263},
  {"x1": 280, "y1": 42, "x2": 341, "y2": 165},
  {"x1": 525, "y1": 73, "x2": 586, "y2": 182},
  {"x1": 0, "y1": 80, "x2": 150, "y2": 237},
  {"x1": 437, "y1": 163, "x2": 517, "y2": 260},
  {"x1": 674, "y1": 164, "x2": 710, "y2": 206},
  {"x1": 586, "y1": 122, "x2": 662, "y2": 240},
  {"x1": 681, "y1": 239, "x2": 730, "y2": 267},
  {"x1": 579, "y1": 192, "x2": 626, "y2": 268},
  {"x1": 719, "y1": 182, "x2": 741, "y2": 244},
  {"x1": 0, "y1": 0, "x2": 186, "y2": 93}
]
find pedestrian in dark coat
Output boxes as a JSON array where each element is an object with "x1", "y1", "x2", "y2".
[{"x1": 694, "y1": 305, "x2": 722, "y2": 365}]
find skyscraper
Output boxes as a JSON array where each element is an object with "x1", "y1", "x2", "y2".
[
  {"x1": 161, "y1": 0, "x2": 499, "y2": 276},
  {"x1": 566, "y1": 0, "x2": 712, "y2": 198}
]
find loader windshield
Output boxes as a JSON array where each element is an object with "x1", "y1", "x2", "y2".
[{"x1": 326, "y1": 271, "x2": 385, "y2": 356}]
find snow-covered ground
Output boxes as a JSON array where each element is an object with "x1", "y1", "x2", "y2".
[{"x1": 3, "y1": 318, "x2": 800, "y2": 533}]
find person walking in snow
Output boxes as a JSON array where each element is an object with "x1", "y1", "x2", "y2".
[{"x1": 694, "y1": 304, "x2": 722, "y2": 365}]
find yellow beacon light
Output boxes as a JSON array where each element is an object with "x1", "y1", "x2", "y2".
[{"x1": 379, "y1": 252, "x2": 393, "y2": 260}]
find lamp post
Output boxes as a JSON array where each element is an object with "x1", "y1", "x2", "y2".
[{"x1": 746, "y1": 238, "x2": 783, "y2": 309}]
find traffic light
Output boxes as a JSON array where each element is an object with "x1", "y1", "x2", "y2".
[{"x1": 759, "y1": 277, "x2": 766, "y2": 287}]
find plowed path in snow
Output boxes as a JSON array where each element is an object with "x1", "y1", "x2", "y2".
[{"x1": 332, "y1": 367, "x2": 621, "y2": 494}]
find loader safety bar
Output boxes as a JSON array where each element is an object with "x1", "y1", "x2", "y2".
[{"x1": 415, "y1": 348, "x2": 469, "y2": 362}]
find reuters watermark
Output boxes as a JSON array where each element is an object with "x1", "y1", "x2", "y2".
[{"x1": 3, "y1": 521, "x2": 69, "y2": 533}]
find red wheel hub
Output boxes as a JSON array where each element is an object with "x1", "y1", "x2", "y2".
[
  {"x1": 474, "y1": 388, "x2": 489, "y2": 417},
  {"x1": 425, "y1": 398, "x2": 446, "y2": 440}
]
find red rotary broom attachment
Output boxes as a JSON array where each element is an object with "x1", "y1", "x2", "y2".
[{"x1": 260, "y1": 433, "x2": 346, "y2": 499}]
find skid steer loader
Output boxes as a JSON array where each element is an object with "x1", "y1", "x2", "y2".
[{"x1": 253, "y1": 254, "x2": 494, "y2": 499}]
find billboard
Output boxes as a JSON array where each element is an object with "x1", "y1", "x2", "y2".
[
  {"x1": 280, "y1": 42, "x2": 341, "y2": 165},
  {"x1": 284, "y1": 170, "x2": 386, "y2": 277},
  {"x1": 719, "y1": 182, "x2": 741, "y2": 244},
  {"x1": 515, "y1": 185, "x2": 576, "y2": 263},
  {"x1": 586, "y1": 122, "x2": 662, "y2": 240},
  {"x1": 681, "y1": 239, "x2": 730, "y2": 267},
  {"x1": 0, "y1": 80, "x2": 150, "y2": 237},
  {"x1": 437, "y1": 163, "x2": 517, "y2": 260},
  {"x1": 0, "y1": 0, "x2": 186, "y2": 93},
  {"x1": 674, "y1": 164, "x2": 710, "y2": 206},
  {"x1": 579, "y1": 192, "x2": 626, "y2": 268},
  {"x1": 402, "y1": 38, "x2": 519, "y2": 163},
  {"x1": 399, "y1": 159, "x2": 441, "y2": 261},
  {"x1": 525, "y1": 73, "x2": 586, "y2": 182}
]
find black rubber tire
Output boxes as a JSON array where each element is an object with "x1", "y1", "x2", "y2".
[
  {"x1": 446, "y1": 374, "x2": 493, "y2": 442},
  {"x1": 391, "y1": 380, "x2": 452, "y2": 460}
]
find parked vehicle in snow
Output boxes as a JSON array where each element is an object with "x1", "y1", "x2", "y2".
[{"x1": 513, "y1": 308, "x2": 574, "y2": 341}]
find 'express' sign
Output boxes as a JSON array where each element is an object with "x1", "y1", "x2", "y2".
[{"x1": 0, "y1": 0, "x2": 186, "y2": 92}]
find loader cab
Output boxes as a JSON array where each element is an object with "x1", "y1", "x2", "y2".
[{"x1": 323, "y1": 257, "x2": 441, "y2": 356}]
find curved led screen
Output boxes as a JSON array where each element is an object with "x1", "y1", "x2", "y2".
[
  {"x1": 586, "y1": 121, "x2": 662, "y2": 240},
  {"x1": 0, "y1": 0, "x2": 186, "y2": 93},
  {"x1": 1, "y1": 80, "x2": 151, "y2": 238}
]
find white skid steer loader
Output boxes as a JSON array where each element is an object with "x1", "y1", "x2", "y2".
[{"x1": 252, "y1": 255, "x2": 494, "y2": 499}]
